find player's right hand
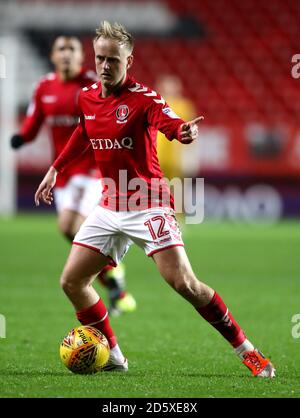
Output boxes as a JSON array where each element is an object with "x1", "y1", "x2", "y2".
[
  {"x1": 34, "y1": 166, "x2": 57, "y2": 206},
  {"x1": 10, "y1": 134, "x2": 24, "y2": 149},
  {"x1": 179, "y1": 116, "x2": 204, "y2": 144}
]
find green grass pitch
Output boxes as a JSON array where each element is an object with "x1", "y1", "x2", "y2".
[{"x1": 0, "y1": 214, "x2": 299, "y2": 398}]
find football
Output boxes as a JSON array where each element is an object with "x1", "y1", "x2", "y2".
[{"x1": 60, "y1": 326, "x2": 110, "y2": 374}]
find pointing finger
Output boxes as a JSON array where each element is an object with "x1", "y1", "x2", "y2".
[{"x1": 190, "y1": 116, "x2": 204, "y2": 125}]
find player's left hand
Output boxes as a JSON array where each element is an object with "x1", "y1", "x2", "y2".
[
  {"x1": 10, "y1": 134, "x2": 24, "y2": 149},
  {"x1": 179, "y1": 116, "x2": 204, "y2": 144}
]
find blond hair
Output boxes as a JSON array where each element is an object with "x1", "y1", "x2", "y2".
[{"x1": 94, "y1": 21, "x2": 134, "y2": 53}]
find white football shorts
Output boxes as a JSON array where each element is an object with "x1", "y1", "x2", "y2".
[
  {"x1": 54, "y1": 175, "x2": 102, "y2": 218},
  {"x1": 73, "y1": 205, "x2": 184, "y2": 266}
]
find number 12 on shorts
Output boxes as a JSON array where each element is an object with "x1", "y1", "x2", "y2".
[{"x1": 144, "y1": 216, "x2": 170, "y2": 240}]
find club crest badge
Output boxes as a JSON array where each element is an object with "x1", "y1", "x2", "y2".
[{"x1": 116, "y1": 105, "x2": 129, "y2": 123}]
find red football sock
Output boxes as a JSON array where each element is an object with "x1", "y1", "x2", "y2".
[
  {"x1": 76, "y1": 299, "x2": 117, "y2": 348},
  {"x1": 197, "y1": 292, "x2": 246, "y2": 348}
]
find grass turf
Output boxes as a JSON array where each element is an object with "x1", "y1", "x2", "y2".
[{"x1": 0, "y1": 214, "x2": 299, "y2": 398}]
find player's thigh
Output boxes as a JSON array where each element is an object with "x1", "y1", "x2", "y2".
[
  {"x1": 57, "y1": 209, "x2": 84, "y2": 234},
  {"x1": 74, "y1": 206, "x2": 131, "y2": 267},
  {"x1": 152, "y1": 245, "x2": 195, "y2": 285},
  {"x1": 153, "y1": 246, "x2": 214, "y2": 305},
  {"x1": 61, "y1": 244, "x2": 109, "y2": 286},
  {"x1": 124, "y1": 207, "x2": 184, "y2": 259}
]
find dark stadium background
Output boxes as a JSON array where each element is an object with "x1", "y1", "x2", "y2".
[{"x1": 1, "y1": 0, "x2": 299, "y2": 221}]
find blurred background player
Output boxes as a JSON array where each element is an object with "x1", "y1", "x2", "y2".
[
  {"x1": 156, "y1": 74, "x2": 196, "y2": 181},
  {"x1": 156, "y1": 74, "x2": 197, "y2": 222},
  {"x1": 10, "y1": 35, "x2": 136, "y2": 316}
]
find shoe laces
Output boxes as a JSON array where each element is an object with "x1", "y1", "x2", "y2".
[{"x1": 243, "y1": 350, "x2": 269, "y2": 376}]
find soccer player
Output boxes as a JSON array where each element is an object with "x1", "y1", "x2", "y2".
[
  {"x1": 156, "y1": 73, "x2": 196, "y2": 181},
  {"x1": 10, "y1": 35, "x2": 136, "y2": 316},
  {"x1": 34, "y1": 22, "x2": 275, "y2": 376}
]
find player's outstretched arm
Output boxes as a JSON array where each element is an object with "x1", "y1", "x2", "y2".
[
  {"x1": 34, "y1": 166, "x2": 57, "y2": 206},
  {"x1": 179, "y1": 116, "x2": 204, "y2": 144}
]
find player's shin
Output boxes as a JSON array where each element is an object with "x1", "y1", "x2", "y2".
[
  {"x1": 196, "y1": 291, "x2": 246, "y2": 348},
  {"x1": 196, "y1": 291, "x2": 275, "y2": 377},
  {"x1": 76, "y1": 298, "x2": 117, "y2": 348}
]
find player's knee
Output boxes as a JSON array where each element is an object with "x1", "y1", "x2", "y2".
[
  {"x1": 173, "y1": 273, "x2": 197, "y2": 297},
  {"x1": 58, "y1": 223, "x2": 75, "y2": 242},
  {"x1": 174, "y1": 276, "x2": 214, "y2": 306},
  {"x1": 57, "y1": 215, "x2": 77, "y2": 241},
  {"x1": 60, "y1": 273, "x2": 77, "y2": 296}
]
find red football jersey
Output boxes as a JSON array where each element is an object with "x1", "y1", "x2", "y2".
[
  {"x1": 21, "y1": 69, "x2": 99, "y2": 187},
  {"x1": 53, "y1": 75, "x2": 185, "y2": 210}
]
